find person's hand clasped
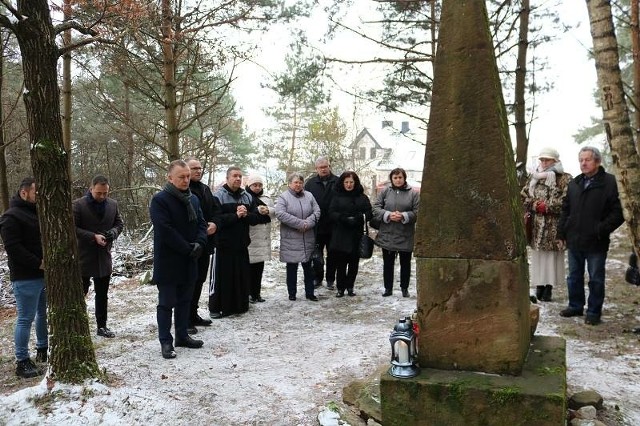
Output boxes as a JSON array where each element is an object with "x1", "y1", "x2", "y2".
[
  {"x1": 94, "y1": 233, "x2": 107, "y2": 247},
  {"x1": 236, "y1": 205, "x2": 247, "y2": 218}
]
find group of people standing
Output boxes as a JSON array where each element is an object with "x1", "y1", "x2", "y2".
[
  {"x1": 1, "y1": 175, "x2": 124, "y2": 378},
  {"x1": 522, "y1": 146, "x2": 624, "y2": 326}
]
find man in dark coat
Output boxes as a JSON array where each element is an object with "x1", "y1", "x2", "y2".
[
  {"x1": 150, "y1": 160, "x2": 208, "y2": 359},
  {"x1": 209, "y1": 166, "x2": 266, "y2": 319},
  {"x1": 304, "y1": 156, "x2": 338, "y2": 289},
  {"x1": 73, "y1": 175, "x2": 124, "y2": 338},
  {"x1": 185, "y1": 157, "x2": 216, "y2": 333},
  {"x1": 0, "y1": 177, "x2": 47, "y2": 378},
  {"x1": 558, "y1": 146, "x2": 624, "y2": 325}
]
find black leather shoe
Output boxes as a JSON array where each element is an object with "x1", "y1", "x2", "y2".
[
  {"x1": 193, "y1": 315, "x2": 212, "y2": 326},
  {"x1": 187, "y1": 327, "x2": 198, "y2": 335},
  {"x1": 289, "y1": 296, "x2": 296, "y2": 301},
  {"x1": 175, "y1": 336, "x2": 204, "y2": 348},
  {"x1": 210, "y1": 311, "x2": 224, "y2": 320},
  {"x1": 161, "y1": 343, "x2": 176, "y2": 359},
  {"x1": 256, "y1": 296, "x2": 266, "y2": 302},
  {"x1": 336, "y1": 290, "x2": 344, "y2": 298},
  {"x1": 347, "y1": 289, "x2": 356, "y2": 297},
  {"x1": 249, "y1": 297, "x2": 258, "y2": 304},
  {"x1": 401, "y1": 289, "x2": 409, "y2": 298},
  {"x1": 633, "y1": 327, "x2": 640, "y2": 334},
  {"x1": 382, "y1": 290, "x2": 392, "y2": 297},
  {"x1": 585, "y1": 315, "x2": 601, "y2": 326},
  {"x1": 97, "y1": 327, "x2": 115, "y2": 338},
  {"x1": 326, "y1": 281, "x2": 335, "y2": 290},
  {"x1": 306, "y1": 295, "x2": 319, "y2": 301},
  {"x1": 559, "y1": 308, "x2": 583, "y2": 317}
]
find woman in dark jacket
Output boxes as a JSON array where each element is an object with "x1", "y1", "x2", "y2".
[{"x1": 328, "y1": 171, "x2": 372, "y2": 297}]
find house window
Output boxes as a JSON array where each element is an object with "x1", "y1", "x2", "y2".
[
  {"x1": 370, "y1": 148, "x2": 376, "y2": 159},
  {"x1": 359, "y1": 147, "x2": 366, "y2": 159}
]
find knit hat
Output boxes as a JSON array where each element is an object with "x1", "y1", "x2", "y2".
[
  {"x1": 538, "y1": 147, "x2": 560, "y2": 161},
  {"x1": 246, "y1": 174, "x2": 264, "y2": 187}
]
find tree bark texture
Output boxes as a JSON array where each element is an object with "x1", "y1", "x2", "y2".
[
  {"x1": 161, "y1": 0, "x2": 179, "y2": 161},
  {"x1": 61, "y1": 0, "x2": 72, "y2": 163},
  {"x1": 514, "y1": 0, "x2": 530, "y2": 184},
  {"x1": 0, "y1": 30, "x2": 9, "y2": 212},
  {"x1": 632, "y1": 0, "x2": 640, "y2": 143},
  {"x1": 586, "y1": 0, "x2": 640, "y2": 255},
  {"x1": 12, "y1": 0, "x2": 100, "y2": 383}
]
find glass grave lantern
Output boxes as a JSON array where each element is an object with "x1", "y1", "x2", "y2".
[{"x1": 388, "y1": 316, "x2": 420, "y2": 378}]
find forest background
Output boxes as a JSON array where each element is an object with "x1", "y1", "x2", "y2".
[{"x1": 0, "y1": 0, "x2": 639, "y2": 388}]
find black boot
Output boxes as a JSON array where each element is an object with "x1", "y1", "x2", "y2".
[
  {"x1": 541, "y1": 285, "x2": 553, "y2": 302},
  {"x1": 35, "y1": 347, "x2": 48, "y2": 363},
  {"x1": 535, "y1": 285, "x2": 545, "y2": 300}
]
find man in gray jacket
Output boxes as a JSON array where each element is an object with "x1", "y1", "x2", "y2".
[{"x1": 73, "y1": 175, "x2": 124, "y2": 338}]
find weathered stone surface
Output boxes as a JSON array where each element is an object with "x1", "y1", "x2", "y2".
[
  {"x1": 530, "y1": 304, "x2": 540, "y2": 336},
  {"x1": 342, "y1": 364, "x2": 385, "y2": 424},
  {"x1": 380, "y1": 336, "x2": 567, "y2": 426},
  {"x1": 416, "y1": 257, "x2": 530, "y2": 374},
  {"x1": 414, "y1": 0, "x2": 526, "y2": 262},
  {"x1": 568, "y1": 390, "x2": 604, "y2": 410},
  {"x1": 575, "y1": 405, "x2": 597, "y2": 420}
]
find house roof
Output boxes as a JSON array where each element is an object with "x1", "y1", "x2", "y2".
[{"x1": 349, "y1": 128, "x2": 382, "y2": 149}]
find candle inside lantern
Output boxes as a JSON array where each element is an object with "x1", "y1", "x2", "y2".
[{"x1": 396, "y1": 341, "x2": 409, "y2": 364}]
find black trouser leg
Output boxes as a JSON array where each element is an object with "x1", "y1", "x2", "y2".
[
  {"x1": 382, "y1": 248, "x2": 397, "y2": 291},
  {"x1": 249, "y1": 262, "x2": 265, "y2": 299}
]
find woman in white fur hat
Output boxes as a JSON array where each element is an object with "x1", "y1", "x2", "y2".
[
  {"x1": 521, "y1": 147, "x2": 572, "y2": 302},
  {"x1": 245, "y1": 174, "x2": 275, "y2": 303}
]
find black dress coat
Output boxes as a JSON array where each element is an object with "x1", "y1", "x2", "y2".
[
  {"x1": 73, "y1": 195, "x2": 124, "y2": 278},
  {"x1": 149, "y1": 189, "x2": 207, "y2": 287},
  {"x1": 328, "y1": 183, "x2": 372, "y2": 255}
]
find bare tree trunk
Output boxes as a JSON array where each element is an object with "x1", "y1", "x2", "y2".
[
  {"x1": 285, "y1": 97, "x2": 298, "y2": 177},
  {"x1": 632, "y1": 0, "x2": 640, "y2": 146},
  {"x1": 12, "y1": 0, "x2": 100, "y2": 383},
  {"x1": 161, "y1": 0, "x2": 179, "y2": 161},
  {"x1": 61, "y1": 0, "x2": 72, "y2": 167},
  {"x1": 586, "y1": 0, "x2": 640, "y2": 254},
  {"x1": 0, "y1": 30, "x2": 9, "y2": 211},
  {"x1": 514, "y1": 0, "x2": 530, "y2": 183}
]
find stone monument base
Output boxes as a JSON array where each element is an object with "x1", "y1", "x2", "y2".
[{"x1": 380, "y1": 335, "x2": 566, "y2": 425}]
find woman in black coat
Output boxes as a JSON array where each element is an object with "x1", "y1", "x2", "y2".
[{"x1": 328, "y1": 171, "x2": 372, "y2": 297}]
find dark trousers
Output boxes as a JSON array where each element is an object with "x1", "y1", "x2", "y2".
[
  {"x1": 567, "y1": 248, "x2": 607, "y2": 317},
  {"x1": 333, "y1": 251, "x2": 360, "y2": 291},
  {"x1": 249, "y1": 261, "x2": 265, "y2": 299},
  {"x1": 157, "y1": 280, "x2": 195, "y2": 345},
  {"x1": 382, "y1": 249, "x2": 412, "y2": 291},
  {"x1": 82, "y1": 275, "x2": 111, "y2": 329},
  {"x1": 312, "y1": 232, "x2": 336, "y2": 284},
  {"x1": 286, "y1": 261, "x2": 314, "y2": 297},
  {"x1": 190, "y1": 253, "x2": 211, "y2": 322}
]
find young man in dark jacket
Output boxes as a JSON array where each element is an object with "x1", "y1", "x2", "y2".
[
  {"x1": 304, "y1": 156, "x2": 338, "y2": 289},
  {"x1": 73, "y1": 175, "x2": 124, "y2": 338},
  {"x1": 557, "y1": 146, "x2": 624, "y2": 325},
  {"x1": 0, "y1": 177, "x2": 48, "y2": 378}
]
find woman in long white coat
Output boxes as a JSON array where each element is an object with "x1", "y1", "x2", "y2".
[{"x1": 246, "y1": 175, "x2": 275, "y2": 303}]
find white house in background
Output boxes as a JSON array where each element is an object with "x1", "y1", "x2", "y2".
[{"x1": 349, "y1": 120, "x2": 426, "y2": 196}]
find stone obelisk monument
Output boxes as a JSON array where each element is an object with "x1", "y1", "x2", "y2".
[
  {"x1": 412, "y1": 0, "x2": 531, "y2": 375},
  {"x1": 379, "y1": 1, "x2": 566, "y2": 424}
]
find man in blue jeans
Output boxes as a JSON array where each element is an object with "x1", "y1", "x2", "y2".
[
  {"x1": 0, "y1": 177, "x2": 48, "y2": 378},
  {"x1": 558, "y1": 147, "x2": 624, "y2": 325}
]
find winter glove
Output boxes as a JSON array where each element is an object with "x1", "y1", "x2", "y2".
[
  {"x1": 535, "y1": 201, "x2": 547, "y2": 214},
  {"x1": 105, "y1": 229, "x2": 117, "y2": 242},
  {"x1": 189, "y1": 243, "x2": 203, "y2": 259}
]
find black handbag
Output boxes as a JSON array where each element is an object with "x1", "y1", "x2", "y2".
[{"x1": 359, "y1": 217, "x2": 375, "y2": 259}]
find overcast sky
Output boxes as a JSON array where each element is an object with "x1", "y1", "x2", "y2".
[{"x1": 231, "y1": 2, "x2": 600, "y2": 177}]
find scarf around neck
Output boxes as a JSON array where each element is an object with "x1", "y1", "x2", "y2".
[
  {"x1": 529, "y1": 161, "x2": 564, "y2": 196},
  {"x1": 164, "y1": 182, "x2": 197, "y2": 222}
]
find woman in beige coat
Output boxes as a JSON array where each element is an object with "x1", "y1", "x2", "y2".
[{"x1": 246, "y1": 175, "x2": 275, "y2": 303}]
